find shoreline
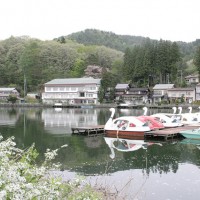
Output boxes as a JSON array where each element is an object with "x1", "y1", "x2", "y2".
[{"x1": 0, "y1": 102, "x2": 199, "y2": 109}]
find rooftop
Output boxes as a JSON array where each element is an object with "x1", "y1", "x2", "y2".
[
  {"x1": 153, "y1": 84, "x2": 174, "y2": 90},
  {"x1": 115, "y1": 84, "x2": 129, "y2": 89},
  {"x1": 0, "y1": 88, "x2": 17, "y2": 92},
  {"x1": 45, "y1": 77, "x2": 101, "y2": 85}
]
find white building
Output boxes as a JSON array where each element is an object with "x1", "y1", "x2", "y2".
[
  {"x1": 185, "y1": 74, "x2": 199, "y2": 85},
  {"x1": 168, "y1": 88, "x2": 196, "y2": 103},
  {"x1": 42, "y1": 77, "x2": 101, "y2": 105},
  {"x1": 0, "y1": 88, "x2": 20, "y2": 101},
  {"x1": 152, "y1": 84, "x2": 174, "y2": 103},
  {"x1": 196, "y1": 83, "x2": 200, "y2": 101}
]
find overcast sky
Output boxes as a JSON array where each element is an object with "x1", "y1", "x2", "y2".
[{"x1": 0, "y1": 0, "x2": 199, "y2": 42}]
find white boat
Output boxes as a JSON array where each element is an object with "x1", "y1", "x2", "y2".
[
  {"x1": 104, "y1": 108, "x2": 151, "y2": 139},
  {"x1": 177, "y1": 107, "x2": 199, "y2": 125},
  {"x1": 151, "y1": 113, "x2": 183, "y2": 128},
  {"x1": 135, "y1": 106, "x2": 182, "y2": 128}
]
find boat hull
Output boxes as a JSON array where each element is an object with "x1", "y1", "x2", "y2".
[
  {"x1": 105, "y1": 130, "x2": 145, "y2": 140},
  {"x1": 179, "y1": 129, "x2": 200, "y2": 139}
]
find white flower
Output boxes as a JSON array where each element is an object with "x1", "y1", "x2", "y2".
[
  {"x1": 0, "y1": 190, "x2": 6, "y2": 199},
  {"x1": 61, "y1": 144, "x2": 68, "y2": 148}
]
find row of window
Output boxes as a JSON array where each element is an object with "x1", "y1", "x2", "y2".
[
  {"x1": 46, "y1": 86, "x2": 97, "y2": 92},
  {"x1": 43, "y1": 93, "x2": 95, "y2": 98}
]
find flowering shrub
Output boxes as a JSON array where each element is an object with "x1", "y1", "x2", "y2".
[{"x1": 0, "y1": 136, "x2": 102, "y2": 200}]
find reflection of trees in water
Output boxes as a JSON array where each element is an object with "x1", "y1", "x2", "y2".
[
  {"x1": 103, "y1": 142, "x2": 200, "y2": 176},
  {"x1": 8, "y1": 108, "x2": 17, "y2": 116},
  {"x1": 145, "y1": 144, "x2": 180, "y2": 174},
  {"x1": 67, "y1": 140, "x2": 200, "y2": 176},
  {"x1": 2, "y1": 108, "x2": 200, "y2": 176}
]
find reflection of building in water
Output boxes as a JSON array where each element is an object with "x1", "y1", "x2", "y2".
[
  {"x1": 0, "y1": 109, "x2": 18, "y2": 126},
  {"x1": 41, "y1": 109, "x2": 98, "y2": 134}
]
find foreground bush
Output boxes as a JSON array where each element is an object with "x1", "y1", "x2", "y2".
[{"x1": 0, "y1": 136, "x2": 102, "y2": 199}]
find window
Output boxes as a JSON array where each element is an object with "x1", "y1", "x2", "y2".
[
  {"x1": 154, "y1": 90, "x2": 162, "y2": 95},
  {"x1": 192, "y1": 78, "x2": 196, "y2": 82},
  {"x1": 59, "y1": 87, "x2": 64, "y2": 91},
  {"x1": 90, "y1": 87, "x2": 96, "y2": 90},
  {"x1": 86, "y1": 93, "x2": 93, "y2": 97},
  {"x1": 53, "y1": 87, "x2": 58, "y2": 91},
  {"x1": 71, "y1": 87, "x2": 76, "y2": 91},
  {"x1": 88, "y1": 100, "x2": 94, "y2": 103},
  {"x1": 78, "y1": 87, "x2": 84, "y2": 91},
  {"x1": 80, "y1": 92, "x2": 85, "y2": 97},
  {"x1": 46, "y1": 87, "x2": 51, "y2": 91}
]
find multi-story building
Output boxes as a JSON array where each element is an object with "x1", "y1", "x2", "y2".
[
  {"x1": 185, "y1": 74, "x2": 199, "y2": 85},
  {"x1": 196, "y1": 83, "x2": 200, "y2": 101},
  {"x1": 42, "y1": 77, "x2": 101, "y2": 105},
  {"x1": 167, "y1": 88, "x2": 196, "y2": 103},
  {"x1": 152, "y1": 84, "x2": 174, "y2": 103},
  {"x1": 115, "y1": 84, "x2": 129, "y2": 101},
  {"x1": 122, "y1": 87, "x2": 149, "y2": 105}
]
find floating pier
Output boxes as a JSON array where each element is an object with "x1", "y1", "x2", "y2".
[
  {"x1": 71, "y1": 124, "x2": 200, "y2": 140},
  {"x1": 145, "y1": 125, "x2": 200, "y2": 140},
  {"x1": 71, "y1": 125, "x2": 105, "y2": 136}
]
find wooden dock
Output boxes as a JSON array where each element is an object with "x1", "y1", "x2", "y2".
[
  {"x1": 145, "y1": 125, "x2": 200, "y2": 140},
  {"x1": 71, "y1": 125, "x2": 105, "y2": 136},
  {"x1": 71, "y1": 124, "x2": 200, "y2": 140}
]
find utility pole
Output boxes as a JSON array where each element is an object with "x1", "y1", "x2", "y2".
[
  {"x1": 178, "y1": 70, "x2": 183, "y2": 85},
  {"x1": 24, "y1": 73, "x2": 26, "y2": 101},
  {"x1": 180, "y1": 70, "x2": 183, "y2": 85}
]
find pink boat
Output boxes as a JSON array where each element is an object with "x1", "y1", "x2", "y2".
[{"x1": 136, "y1": 115, "x2": 165, "y2": 130}]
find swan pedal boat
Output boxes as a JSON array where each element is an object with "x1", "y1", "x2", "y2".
[
  {"x1": 151, "y1": 113, "x2": 183, "y2": 128},
  {"x1": 105, "y1": 108, "x2": 154, "y2": 138}
]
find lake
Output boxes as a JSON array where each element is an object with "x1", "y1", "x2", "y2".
[{"x1": 0, "y1": 106, "x2": 200, "y2": 199}]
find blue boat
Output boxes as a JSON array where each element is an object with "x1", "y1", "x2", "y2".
[{"x1": 179, "y1": 128, "x2": 200, "y2": 139}]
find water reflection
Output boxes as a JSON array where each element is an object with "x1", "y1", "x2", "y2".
[
  {"x1": 1, "y1": 107, "x2": 200, "y2": 199},
  {"x1": 41, "y1": 108, "x2": 104, "y2": 134},
  {"x1": 0, "y1": 107, "x2": 19, "y2": 126},
  {"x1": 180, "y1": 138, "x2": 200, "y2": 150},
  {"x1": 104, "y1": 137, "x2": 163, "y2": 159}
]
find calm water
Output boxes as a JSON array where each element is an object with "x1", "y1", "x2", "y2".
[{"x1": 0, "y1": 107, "x2": 200, "y2": 200}]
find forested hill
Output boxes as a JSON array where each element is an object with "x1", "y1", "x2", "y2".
[
  {"x1": 64, "y1": 29, "x2": 152, "y2": 52},
  {"x1": 0, "y1": 29, "x2": 200, "y2": 97},
  {"x1": 64, "y1": 29, "x2": 200, "y2": 58}
]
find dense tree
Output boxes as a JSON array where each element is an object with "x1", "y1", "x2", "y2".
[
  {"x1": 99, "y1": 71, "x2": 119, "y2": 102},
  {"x1": 193, "y1": 46, "x2": 200, "y2": 80},
  {"x1": 69, "y1": 58, "x2": 86, "y2": 77},
  {"x1": 19, "y1": 41, "x2": 42, "y2": 92},
  {"x1": 0, "y1": 35, "x2": 124, "y2": 94},
  {"x1": 0, "y1": 30, "x2": 197, "y2": 96},
  {"x1": 123, "y1": 40, "x2": 181, "y2": 86}
]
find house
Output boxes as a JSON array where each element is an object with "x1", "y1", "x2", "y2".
[
  {"x1": 195, "y1": 83, "x2": 200, "y2": 101},
  {"x1": 115, "y1": 84, "x2": 129, "y2": 101},
  {"x1": 167, "y1": 88, "x2": 196, "y2": 103},
  {"x1": 42, "y1": 77, "x2": 101, "y2": 105},
  {"x1": 152, "y1": 84, "x2": 174, "y2": 103},
  {"x1": 0, "y1": 88, "x2": 20, "y2": 101},
  {"x1": 185, "y1": 74, "x2": 199, "y2": 85},
  {"x1": 122, "y1": 87, "x2": 149, "y2": 105}
]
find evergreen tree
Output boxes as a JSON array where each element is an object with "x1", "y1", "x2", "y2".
[{"x1": 194, "y1": 46, "x2": 200, "y2": 80}]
